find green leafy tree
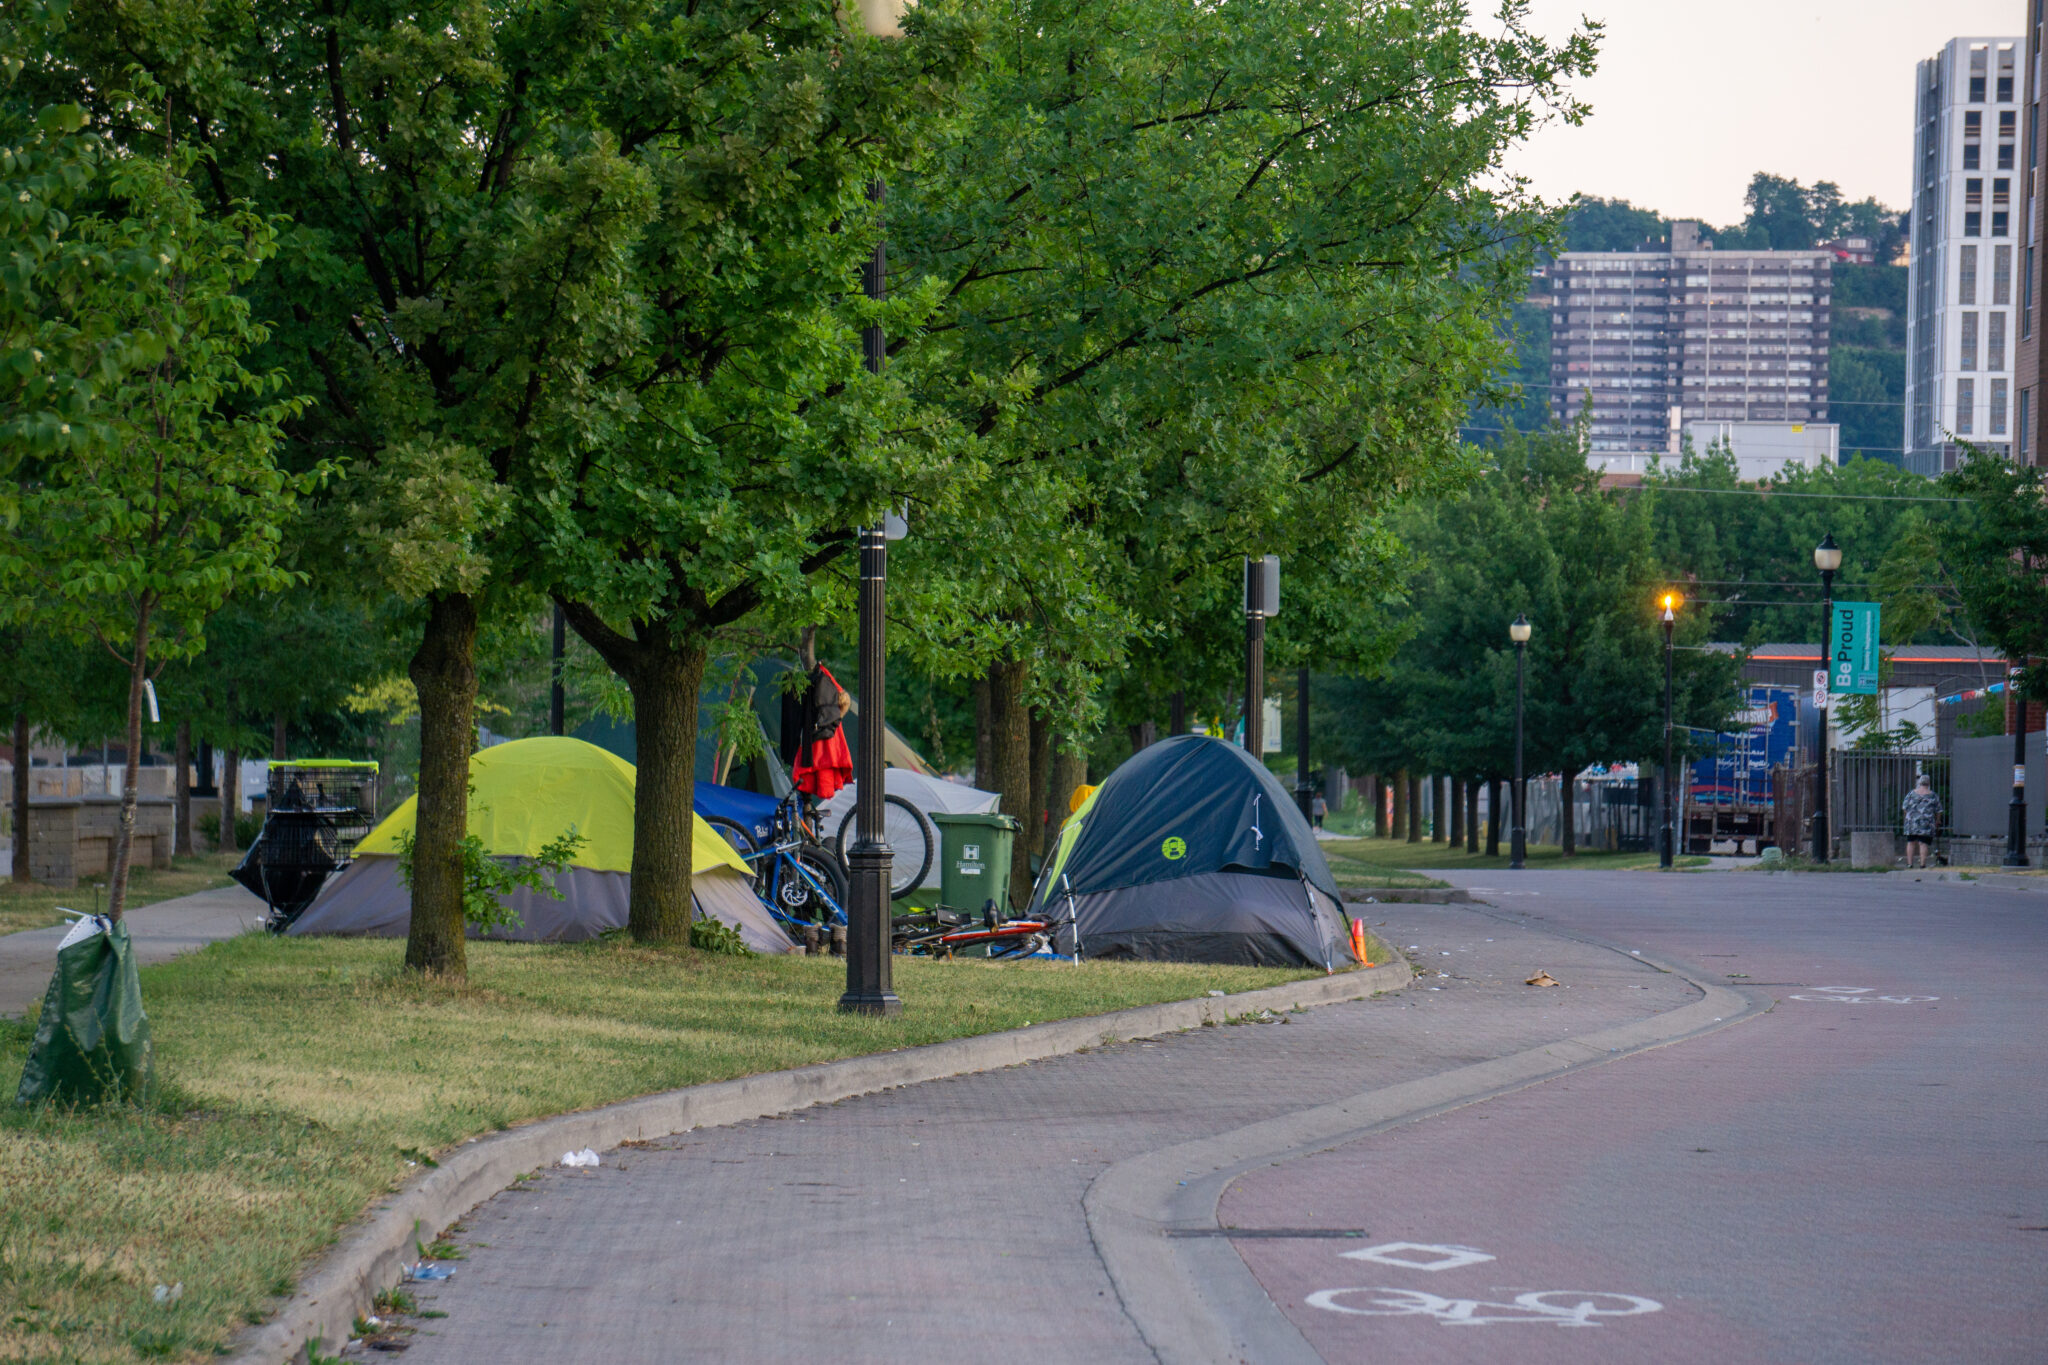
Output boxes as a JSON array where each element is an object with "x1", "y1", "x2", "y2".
[
  {"x1": 1936, "y1": 453, "x2": 2048, "y2": 707},
  {"x1": 893, "y1": 0, "x2": 1597, "y2": 890},
  {"x1": 1, "y1": 147, "x2": 306, "y2": 917}
]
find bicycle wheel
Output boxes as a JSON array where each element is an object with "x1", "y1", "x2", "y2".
[
  {"x1": 771, "y1": 844, "x2": 849, "y2": 922},
  {"x1": 703, "y1": 816, "x2": 757, "y2": 858},
  {"x1": 833, "y1": 795, "x2": 935, "y2": 900}
]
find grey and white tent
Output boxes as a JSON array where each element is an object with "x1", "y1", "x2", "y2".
[{"x1": 1027, "y1": 734, "x2": 1347, "y2": 968}]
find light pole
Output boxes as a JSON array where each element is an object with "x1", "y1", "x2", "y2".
[
  {"x1": 839, "y1": 0, "x2": 912, "y2": 1017},
  {"x1": 1812, "y1": 533, "x2": 1841, "y2": 864},
  {"x1": 1242, "y1": 555, "x2": 1277, "y2": 754},
  {"x1": 2007, "y1": 663, "x2": 2029, "y2": 867},
  {"x1": 1509, "y1": 614, "x2": 1531, "y2": 870},
  {"x1": 1660, "y1": 593, "x2": 1679, "y2": 869}
]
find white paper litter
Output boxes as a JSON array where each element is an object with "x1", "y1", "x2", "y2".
[
  {"x1": 560, "y1": 1148, "x2": 601, "y2": 1168},
  {"x1": 57, "y1": 915, "x2": 109, "y2": 953}
]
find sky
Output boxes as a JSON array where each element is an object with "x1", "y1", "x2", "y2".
[{"x1": 1505, "y1": 0, "x2": 2023, "y2": 226}]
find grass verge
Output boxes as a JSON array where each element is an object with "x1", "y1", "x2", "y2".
[
  {"x1": 1322, "y1": 836, "x2": 1708, "y2": 874},
  {"x1": 0, "y1": 932, "x2": 1359, "y2": 1364},
  {"x1": 0, "y1": 852, "x2": 241, "y2": 937}
]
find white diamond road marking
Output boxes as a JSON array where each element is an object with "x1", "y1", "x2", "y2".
[{"x1": 1340, "y1": 1242, "x2": 1497, "y2": 1272}]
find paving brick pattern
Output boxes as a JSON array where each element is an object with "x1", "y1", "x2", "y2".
[{"x1": 379, "y1": 904, "x2": 1693, "y2": 1363}]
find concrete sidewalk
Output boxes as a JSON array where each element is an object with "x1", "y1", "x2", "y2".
[
  {"x1": 0, "y1": 884, "x2": 268, "y2": 1016},
  {"x1": 370, "y1": 902, "x2": 1698, "y2": 1364}
]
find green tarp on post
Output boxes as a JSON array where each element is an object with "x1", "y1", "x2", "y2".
[{"x1": 15, "y1": 919, "x2": 153, "y2": 1107}]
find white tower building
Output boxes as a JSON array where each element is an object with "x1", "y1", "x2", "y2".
[{"x1": 1906, "y1": 36, "x2": 2024, "y2": 474}]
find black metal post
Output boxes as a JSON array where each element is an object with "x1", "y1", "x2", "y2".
[
  {"x1": 840, "y1": 181, "x2": 899, "y2": 1017},
  {"x1": 1295, "y1": 666, "x2": 1313, "y2": 822},
  {"x1": 2007, "y1": 664, "x2": 2030, "y2": 867},
  {"x1": 549, "y1": 605, "x2": 566, "y2": 737},
  {"x1": 1813, "y1": 567, "x2": 1834, "y2": 863},
  {"x1": 1511, "y1": 640, "x2": 1527, "y2": 870},
  {"x1": 1244, "y1": 558, "x2": 1265, "y2": 755},
  {"x1": 1661, "y1": 614, "x2": 1676, "y2": 869},
  {"x1": 1169, "y1": 689, "x2": 1186, "y2": 736}
]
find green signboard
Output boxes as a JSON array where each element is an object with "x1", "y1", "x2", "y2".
[{"x1": 1828, "y1": 601, "x2": 1881, "y2": 695}]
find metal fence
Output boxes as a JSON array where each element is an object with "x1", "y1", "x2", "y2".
[{"x1": 1832, "y1": 751, "x2": 1948, "y2": 836}]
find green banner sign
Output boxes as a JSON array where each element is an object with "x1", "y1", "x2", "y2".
[{"x1": 1828, "y1": 601, "x2": 1881, "y2": 695}]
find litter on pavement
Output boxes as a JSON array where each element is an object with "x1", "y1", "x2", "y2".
[
  {"x1": 407, "y1": 1263, "x2": 456, "y2": 1281},
  {"x1": 560, "y1": 1148, "x2": 601, "y2": 1168},
  {"x1": 1525, "y1": 970, "x2": 1560, "y2": 987}
]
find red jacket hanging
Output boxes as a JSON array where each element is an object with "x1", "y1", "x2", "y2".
[{"x1": 792, "y1": 665, "x2": 854, "y2": 799}]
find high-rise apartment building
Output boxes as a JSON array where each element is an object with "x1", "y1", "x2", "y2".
[
  {"x1": 1549, "y1": 223, "x2": 1832, "y2": 454},
  {"x1": 1906, "y1": 36, "x2": 2022, "y2": 474},
  {"x1": 2017, "y1": 12, "x2": 2048, "y2": 463}
]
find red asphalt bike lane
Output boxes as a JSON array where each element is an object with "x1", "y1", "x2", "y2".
[{"x1": 1218, "y1": 871, "x2": 2048, "y2": 1365}]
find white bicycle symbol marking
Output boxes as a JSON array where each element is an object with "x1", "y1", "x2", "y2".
[
  {"x1": 1306, "y1": 1287, "x2": 1664, "y2": 1327},
  {"x1": 1788, "y1": 986, "x2": 1938, "y2": 1005}
]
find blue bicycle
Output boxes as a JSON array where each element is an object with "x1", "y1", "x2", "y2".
[{"x1": 703, "y1": 792, "x2": 848, "y2": 937}]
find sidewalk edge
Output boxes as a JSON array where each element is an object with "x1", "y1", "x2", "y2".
[
  {"x1": 225, "y1": 956, "x2": 1411, "y2": 1365},
  {"x1": 1083, "y1": 950, "x2": 1767, "y2": 1365}
]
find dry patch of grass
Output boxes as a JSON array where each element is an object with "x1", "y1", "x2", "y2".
[
  {"x1": 0, "y1": 934, "x2": 1342, "y2": 1363},
  {"x1": 0, "y1": 853, "x2": 240, "y2": 937}
]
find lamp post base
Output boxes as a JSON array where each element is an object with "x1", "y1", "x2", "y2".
[
  {"x1": 838, "y1": 843, "x2": 901, "y2": 1016},
  {"x1": 2005, "y1": 800, "x2": 2030, "y2": 868},
  {"x1": 1509, "y1": 828, "x2": 1526, "y2": 871}
]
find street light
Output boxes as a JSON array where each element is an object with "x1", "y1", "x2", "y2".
[
  {"x1": 1660, "y1": 593, "x2": 1679, "y2": 870},
  {"x1": 2007, "y1": 663, "x2": 2029, "y2": 867},
  {"x1": 840, "y1": 0, "x2": 913, "y2": 1017},
  {"x1": 1509, "y1": 614, "x2": 1531, "y2": 870},
  {"x1": 1811, "y1": 533, "x2": 1841, "y2": 864}
]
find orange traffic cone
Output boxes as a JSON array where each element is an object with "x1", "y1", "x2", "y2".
[{"x1": 1349, "y1": 919, "x2": 1371, "y2": 966}]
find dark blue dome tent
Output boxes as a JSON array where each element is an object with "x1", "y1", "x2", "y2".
[{"x1": 1028, "y1": 735, "x2": 1348, "y2": 968}]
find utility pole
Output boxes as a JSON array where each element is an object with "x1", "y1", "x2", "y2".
[
  {"x1": 1295, "y1": 666, "x2": 1312, "y2": 822},
  {"x1": 1242, "y1": 556, "x2": 1277, "y2": 755}
]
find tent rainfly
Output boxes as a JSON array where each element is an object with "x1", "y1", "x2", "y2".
[
  {"x1": 289, "y1": 736, "x2": 788, "y2": 953},
  {"x1": 1029, "y1": 734, "x2": 1347, "y2": 968}
]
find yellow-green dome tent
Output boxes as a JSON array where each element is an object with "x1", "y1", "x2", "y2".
[{"x1": 290, "y1": 737, "x2": 787, "y2": 952}]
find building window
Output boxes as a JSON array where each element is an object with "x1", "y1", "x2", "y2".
[
  {"x1": 2024, "y1": 388, "x2": 2033, "y2": 461},
  {"x1": 1967, "y1": 111, "x2": 1984, "y2": 136},
  {"x1": 1997, "y1": 211, "x2": 2012, "y2": 236},
  {"x1": 2000, "y1": 74, "x2": 2016, "y2": 102},
  {"x1": 1996, "y1": 178, "x2": 2011, "y2": 203},
  {"x1": 1958, "y1": 378, "x2": 1976, "y2": 434},
  {"x1": 2001, "y1": 142, "x2": 2017, "y2": 170},
  {"x1": 2026, "y1": 246, "x2": 2036, "y2": 340},
  {"x1": 1962, "y1": 245, "x2": 1979, "y2": 303},
  {"x1": 1993, "y1": 378, "x2": 2010, "y2": 434},
  {"x1": 1968, "y1": 143, "x2": 1984, "y2": 170},
  {"x1": 1968, "y1": 212, "x2": 1984, "y2": 237},
  {"x1": 1992, "y1": 310, "x2": 2008, "y2": 369},
  {"x1": 2003, "y1": 110, "x2": 2018, "y2": 136},
  {"x1": 1963, "y1": 312, "x2": 1979, "y2": 370},
  {"x1": 1972, "y1": 75, "x2": 1988, "y2": 102},
  {"x1": 1996, "y1": 244, "x2": 2014, "y2": 303}
]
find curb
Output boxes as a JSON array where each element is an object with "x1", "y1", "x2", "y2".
[
  {"x1": 1083, "y1": 944, "x2": 1767, "y2": 1365},
  {"x1": 1342, "y1": 887, "x2": 1470, "y2": 904},
  {"x1": 226, "y1": 955, "x2": 1411, "y2": 1364}
]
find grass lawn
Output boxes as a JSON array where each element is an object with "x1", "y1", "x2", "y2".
[
  {"x1": 0, "y1": 851, "x2": 241, "y2": 937},
  {"x1": 0, "y1": 931, "x2": 1380, "y2": 1364},
  {"x1": 1323, "y1": 835, "x2": 1708, "y2": 874}
]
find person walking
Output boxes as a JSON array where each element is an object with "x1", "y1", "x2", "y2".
[
  {"x1": 1901, "y1": 775, "x2": 1942, "y2": 868},
  {"x1": 1310, "y1": 792, "x2": 1328, "y2": 830}
]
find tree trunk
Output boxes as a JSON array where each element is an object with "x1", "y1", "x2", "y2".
[
  {"x1": 1404, "y1": 770, "x2": 1420, "y2": 843},
  {"x1": 1027, "y1": 706, "x2": 1052, "y2": 867},
  {"x1": 108, "y1": 602, "x2": 154, "y2": 921},
  {"x1": 982, "y1": 656, "x2": 1033, "y2": 909},
  {"x1": 220, "y1": 748, "x2": 240, "y2": 854},
  {"x1": 1465, "y1": 779, "x2": 1479, "y2": 853},
  {"x1": 973, "y1": 674, "x2": 994, "y2": 790},
  {"x1": 1486, "y1": 778, "x2": 1502, "y2": 857},
  {"x1": 405, "y1": 592, "x2": 479, "y2": 977},
  {"x1": 173, "y1": 719, "x2": 192, "y2": 858},
  {"x1": 1561, "y1": 774, "x2": 1577, "y2": 857},
  {"x1": 1048, "y1": 742, "x2": 1088, "y2": 846},
  {"x1": 1391, "y1": 769, "x2": 1407, "y2": 842},
  {"x1": 1431, "y1": 776, "x2": 1446, "y2": 842},
  {"x1": 1449, "y1": 778, "x2": 1464, "y2": 847},
  {"x1": 10, "y1": 710, "x2": 28, "y2": 884},
  {"x1": 1126, "y1": 720, "x2": 1156, "y2": 755},
  {"x1": 617, "y1": 642, "x2": 706, "y2": 944},
  {"x1": 1169, "y1": 690, "x2": 1186, "y2": 735},
  {"x1": 1368, "y1": 774, "x2": 1383, "y2": 838},
  {"x1": 272, "y1": 711, "x2": 288, "y2": 761}
]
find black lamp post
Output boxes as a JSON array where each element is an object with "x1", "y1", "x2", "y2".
[
  {"x1": 2007, "y1": 664, "x2": 2029, "y2": 867},
  {"x1": 839, "y1": 0, "x2": 911, "y2": 1017},
  {"x1": 1509, "y1": 614, "x2": 1531, "y2": 870},
  {"x1": 1660, "y1": 594, "x2": 1678, "y2": 869},
  {"x1": 1812, "y1": 533, "x2": 1841, "y2": 863}
]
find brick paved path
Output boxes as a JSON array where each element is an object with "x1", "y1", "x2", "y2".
[{"x1": 383, "y1": 901, "x2": 1692, "y2": 1363}]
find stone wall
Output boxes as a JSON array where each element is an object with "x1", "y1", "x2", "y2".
[{"x1": 27, "y1": 796, "x2": 174, "y2": 888}]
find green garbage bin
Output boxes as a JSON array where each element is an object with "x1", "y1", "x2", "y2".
[{"x1": 929, "y1": 811, "x2": 1021, "y2": 915}]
